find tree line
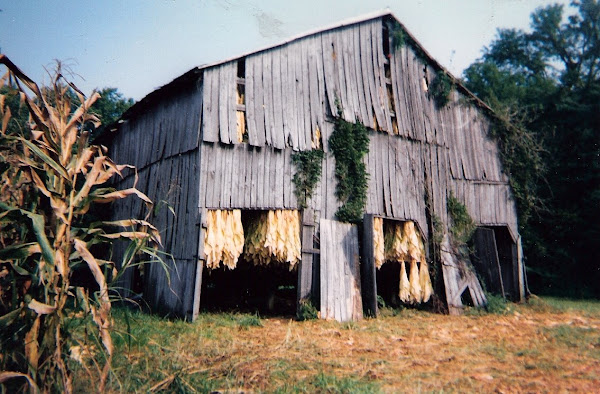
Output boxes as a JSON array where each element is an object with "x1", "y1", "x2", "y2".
[{"x1": 463, "y1": 0, "x2": 600, "y2": 297}]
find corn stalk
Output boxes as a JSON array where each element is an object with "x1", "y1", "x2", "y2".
[{"x1": 0, "y1": 55, "x2": 160, "y2": 393}]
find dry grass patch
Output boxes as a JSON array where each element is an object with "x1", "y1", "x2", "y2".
[{"x1": 80, "y1": 297, "x2": 600, "y2": 392}]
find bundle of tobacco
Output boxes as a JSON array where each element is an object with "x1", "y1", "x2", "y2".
[
  {"x1": 243, "y1": 210, "x2": 301, "y2": 269},
  {"x1": 204, "y1": 209, "x2": 244, "y2": 270}
]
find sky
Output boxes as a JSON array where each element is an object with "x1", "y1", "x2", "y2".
[{"x1": 0, "y1": 0, "x2": 571, "y2": 101}]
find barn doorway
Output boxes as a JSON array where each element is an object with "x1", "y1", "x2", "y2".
[
  {"x1": 471, "y1": 226, "x2": 519, "y2": 301},
  {"x1": 361, "y1": 215, "x2": 433, "y2": 316},
  {"x1": 199, "y1": 209, "x2": 300, "y2": 316}
]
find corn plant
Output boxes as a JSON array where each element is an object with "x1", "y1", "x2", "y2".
[{"x1": 0, "y1": 55, "x2": 162, "y2": 393}]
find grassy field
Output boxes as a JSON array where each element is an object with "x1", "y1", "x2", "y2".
[{"x1": 76, "y1": 296, "x2": 600, "y2": 393}]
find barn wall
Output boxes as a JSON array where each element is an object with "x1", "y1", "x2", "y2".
[
  {"x1": 109, "y1": 81, "x2": 203, "y2": 318},
  {"x1": 197, "y1": 15, "x2": 518, "y2": 240}
]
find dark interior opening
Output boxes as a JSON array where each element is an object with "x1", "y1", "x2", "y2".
[
  {"x1": 486, "y1": 226, "x2": 519, "y2": 301},
  {"x1": 200, "y1": 210, "x2": 298, "y2": 316},
  {"x1": 471, "y1": 226, "x2": 519, "y2": 301},
  {"x1": 237, "y1": 58, "x2": 246, "y2": 78},
  {"x1": 376, "y1": 260, "x2": 401, "y2": 308}
]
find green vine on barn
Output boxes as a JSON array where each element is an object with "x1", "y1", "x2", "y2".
[
  {"x1": 329, "y1": 104, "x2": 370, "y2": 223},
  {"x1": 292, "y1": 149, "x2": 324, "y2": 208}
]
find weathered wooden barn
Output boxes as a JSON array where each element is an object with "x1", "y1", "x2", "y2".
[{"x1": 103, "y1": 11, "x2": 526, "y2": 321}]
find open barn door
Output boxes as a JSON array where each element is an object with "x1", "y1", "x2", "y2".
[
  {"x1": 319, "y1": 219, "x2": 363, "y2": 322},
  {"x1": 472, "y1": 228, "x2": 505, "y2": 298}
]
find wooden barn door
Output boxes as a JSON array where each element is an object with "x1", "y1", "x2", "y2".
[
  {"x1": 472, "y1": 228, "x2": 505, "y2": 298},
  {"x1": 360, "y1": 214, "x2": 378, "y2": 317},
  {"x1": 319, "y1": 219, "x2": 363, "y2": 322}
]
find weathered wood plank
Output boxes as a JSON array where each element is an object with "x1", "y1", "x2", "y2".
[
  {"x1": 387, "y1": 134, "x2": 399, "y2": 217},
  {"x1": 294, "y1": 42, "x2": 307, "y2": 151},
  {"x1": 218, "y1": 65, "x2": 231, "y2": 144},
  {"x1": 360, "y1": 22, "x2": 385, "y2": 128},
  {"x1": 313, "y1": 33, "x2": 327, "y2": 128},
  {"x1": 358, "y1": 23, "x2": 375, "y2": 129},
  {"x1": 274, "y1": 149, "x2": 284, "y2": 208},
  {"x1": 372, "y1": 18, "x2": 392, "y2": 133},
  {"x1": 287, "y1": 43, "x2": 300, "y2": 150},
  {"x1": 253, "y1": 56, "x2": 267, "y2": 147},
  {"x1": 301, "y1": 38, "x2": 313, "y2": 150},
  {"x1": 298, "y1": 208, "x2": 315, "y2": 313},
  {"x1": 379, "y1": 135, "x2": 392, "y2": 216},
  {"x1": 321, "y1": 32, "x2": 337, "y2": 118},
  {"x1": 307, "y1": 36, "x2": 320, "y2": 147},
  {"x1": 248, "y1": 146, "x2": 256, "y2": 208},
  {"x1": 256, "y1": 146, "x2": 265, "y2": 208},
  {"x1": 351, "y1": 25, "x2": 369, "y2": 126},
  {"x1": 320, "y1": 219, "x2": 362, "y2": 322},
  {"x1": 271, "y1": 49, "x2": 285, "y2": 149},
  {"x1": 262, "y1": 51, "x2": 274, "y2": 147},
  {"x1": 245, "y1": 56, "x2": 259, "y2": 146},
  {"x1": 341, "y1": 27, "x2": 359, "y2": 121}
]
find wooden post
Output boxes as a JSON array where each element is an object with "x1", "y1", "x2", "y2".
[
  {"x1": 191, "y1": 208, "x2": 206, "y2": 321},
  {"x1": 517, "y1": 235, "x2": 525, "y2": 302},
  {"x1": 361, "y1": 214, "x2": 378, "y2": 317},
  {"x1": 297, "y1": 208, "x2": 316, "y2": 315}
]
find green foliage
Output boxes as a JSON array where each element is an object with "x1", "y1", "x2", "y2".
[
  {"x1": 429, "y1": 71, "x2": 453, "y2": 108},
  {"x1": 463, "y1": 0, "x2": 600, "y2": 296},
  {"x1": 297, "y1": 298, "x2": 318, "y2": 321},
  {"x1": 329, "y1": 106, "x2": 370, "y2": 223},
  {"x1": 389, "y1": 21, "x2": 406, "y2": 50},
  {"x1": 238, "y1": 313, "x2": 262, "y2": 329},
  {"x1": 485, "y1": 293, "x2": 510, "y2": 315},
  {"x1": 447, "y1": 192, "x2": 475, "y2": 244},
  {"x1": 292, "y1": 149, "x2": 324, "y2": 208},
  {"x1": 89, "y1": 87, "x2": 134, "y2": 140}
]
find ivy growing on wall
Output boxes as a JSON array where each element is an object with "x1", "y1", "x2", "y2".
[
  {"x1": 389, "y1": 21, "x2": 406, "y2": 50},
  {"x1": 447, "y1": 192, "x2": 476, "y2": 244},
  {"x1": 292, "y1": 149, "x2": 324, "y2": 208},
  {"x1": 429, "y1": 71, "x2": 454, "y2": 108},
  {"x1": 329, "y1": 106, "x2": 370, "y2": 223}
]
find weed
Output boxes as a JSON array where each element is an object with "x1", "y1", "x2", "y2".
[
  {"x1": 238, "y1": 313, "x2": 262, "y2": 329},
  {"x1": 297, "y1": 298, "x2": 318, "y2": 321},
  {"x1": 485, "y1": 293, "x2": 510, "y2": 315}
]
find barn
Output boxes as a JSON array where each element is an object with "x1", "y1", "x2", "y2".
[{"x1": 102, "y1": 10, "x2": 526, "y2": 321}]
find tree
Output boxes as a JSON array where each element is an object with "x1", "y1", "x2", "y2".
[
  {"x1": 463, "y1": 0, "x2": 600, "y2": 297},
  {"x1": 89, "y1": 87, "x2": 134, "y2": 140}
]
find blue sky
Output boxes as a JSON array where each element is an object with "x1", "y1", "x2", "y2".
[{"x1": 0, "y1": 0, "x2": 569, "y2": 101}]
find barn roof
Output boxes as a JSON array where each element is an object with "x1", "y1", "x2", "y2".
[{"x1": 108, "y1": 9, "x2": 494, "y2": 134}]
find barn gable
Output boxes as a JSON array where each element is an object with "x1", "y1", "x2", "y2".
[{"x1": 105, "y1": 11, "x2": 524, "y2": 320}]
